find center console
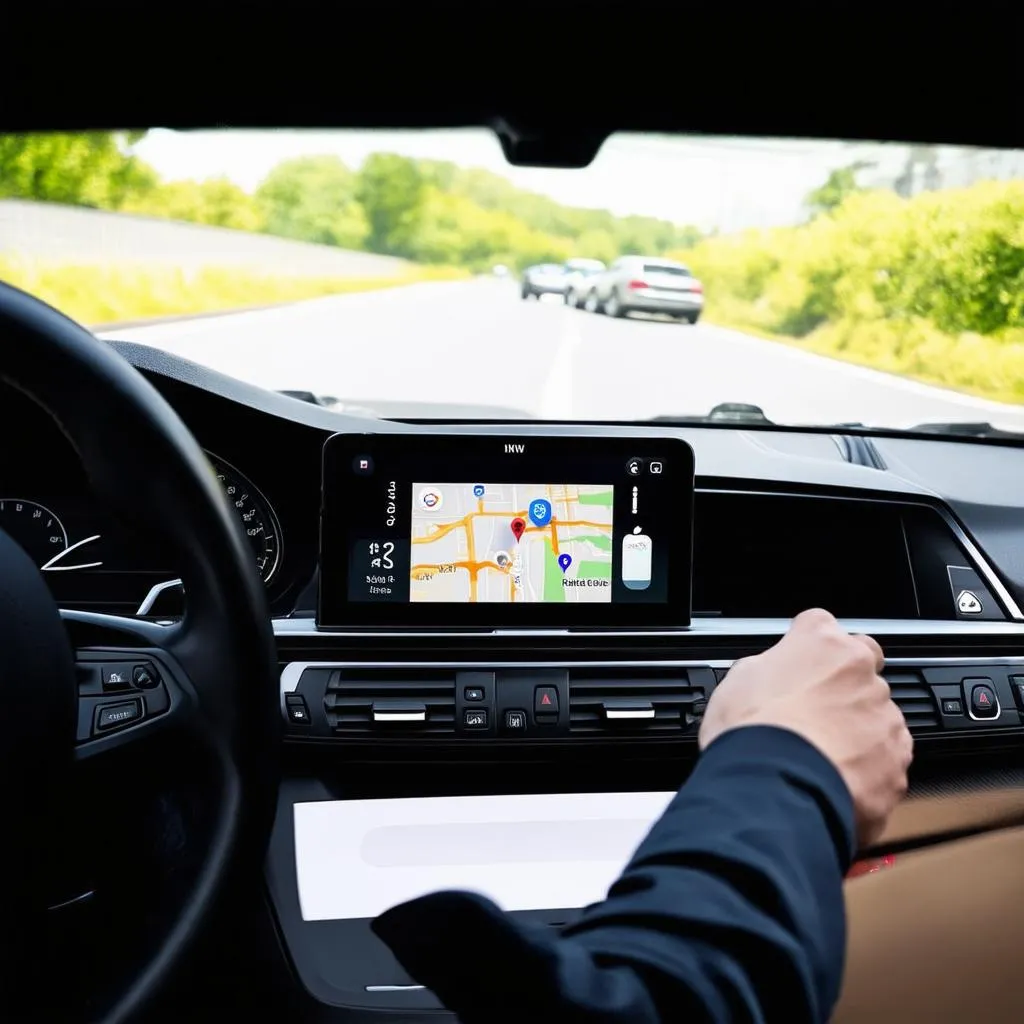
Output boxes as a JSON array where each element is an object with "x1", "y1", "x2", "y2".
[{"x1": 267, "y1": 429, "x2": 1024, "y2": 1019}]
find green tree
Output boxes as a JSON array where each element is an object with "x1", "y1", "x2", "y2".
[
  {"x1": 572, "y1": 228, "x2": 618, "y2": 264},
  {"x1": 805, "y1": 160, "x2": 874, "y2": 217},
  {"x1": 122, "y1": 177, "x2": 263, "y2": 231},
  {"x1": 356, "y1": 153, "x2": 426, "y2": 256},
  {"x1": 0, "y1": 131, "x2": 155, "y2": 209},
  {"x1": 256, "y1": 155, "x2": 368, "y2": 249}
]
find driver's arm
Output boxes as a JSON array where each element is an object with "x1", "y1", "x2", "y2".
[{"x1": 372, "y1": 610, "x2": 912, "y2": 1023}]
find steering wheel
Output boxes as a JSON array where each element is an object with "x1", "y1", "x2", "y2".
[{"x1": 0, "y1": 282, "x2": 281, "y2": 1021}]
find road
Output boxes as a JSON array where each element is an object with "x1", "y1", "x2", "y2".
[
  {"x1": 99, "y1": 279, "x2": 1024, "y2": 430},
  {"x1": 0, "y1": 200, "x2": 409, "y2": 276}
]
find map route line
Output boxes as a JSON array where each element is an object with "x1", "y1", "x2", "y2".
[{"x1": 411, "y1": 513, "x2": 610, "y2": 544}]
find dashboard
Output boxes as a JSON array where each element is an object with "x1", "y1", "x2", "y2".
[
  {"x1": 8, "y1": 335, "x2": 1024, "y2": 764},
  {"x1": 17, "y1": 338, "x2": 1024, "y2": 1016}
]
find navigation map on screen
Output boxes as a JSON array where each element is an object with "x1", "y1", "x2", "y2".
[{"x1": 409, "y1": 482, "x2": 613, "y2": 603}]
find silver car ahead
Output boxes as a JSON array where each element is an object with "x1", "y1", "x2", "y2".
[
  {"x1": 521, "y1": 263, "x2": 568, "y2": 299},
  {"x1": 562, "y1": 258, "x2": 607, "y2": 307},
  {"x1": 581, "y1": 256, "x2": 705, "y2": 323}
]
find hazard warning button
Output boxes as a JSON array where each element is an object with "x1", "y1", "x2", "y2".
[
  {"x1": 534, "y1": 686, "x2": 559, "y2": 716},
  {"x1": 968, "y1": 680, "x2": 999, "y2": 719}
]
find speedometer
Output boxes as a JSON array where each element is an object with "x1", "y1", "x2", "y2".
[
  {"x1": 206, "y1": 453, "x2": 283, "y2": 585},
  {"x1": 0, "y1": 499, "x2": 68, "y2": 565}
]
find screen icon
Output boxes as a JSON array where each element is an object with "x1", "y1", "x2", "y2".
[
  {"x1": 649, "y1": 461, "x2": 663, "y2": 474},
  {"x1": 626, "y1": 457, "x2": 643, "y2": 476},
  {"x1": 622, "y1": 526, "x2": 652, "y2": 591},
  {"x1": 353, "y1": 455, "x2": 374, "y2": 474},
  {"x1": 528, "y1": 498, "x2": 552, "y2": 526},
  {"x1": 632, "y1": 486, "x2": 638, "y2": 514},
  {"x1": 473, "y1": 484, "x2": 485, "y2": 498},
  {"x1": 418, "y1": 487, "x2": 443, "y2": 512}
]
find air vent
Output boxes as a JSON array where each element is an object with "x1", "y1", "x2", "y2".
[
  {"x1": 324, "y1": 669, "x2": 456, "y2": 736},
  {"x1": 569, "y1": 668, "x2": 708, "y2": 735},
  {"x1": 886, "y1": 669, "x2": 940, "y2": 733}
]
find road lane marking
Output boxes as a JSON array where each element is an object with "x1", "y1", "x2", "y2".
[{"x1": 538, "y1": 309, "x2": 582, "y2": 418}]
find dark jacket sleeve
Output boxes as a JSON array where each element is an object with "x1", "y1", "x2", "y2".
[{"x1": 371, "y1": 725, "x2": 856, "y2": 1024}]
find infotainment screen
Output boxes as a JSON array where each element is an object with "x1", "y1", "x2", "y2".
[{"x1": 318, "y1": 433, "x2": 695, "y2": 629}]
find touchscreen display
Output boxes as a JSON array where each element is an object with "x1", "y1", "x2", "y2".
[
  {"x1": 318, "y1": 433, "x2": 694, "y2": 629},
  {"x1": 409, "y1": 482, "x2": 614, "y2": 604}
]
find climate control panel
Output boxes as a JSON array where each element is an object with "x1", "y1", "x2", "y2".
[{"x1": 281, "y1": 657, "x2": 1024, "y2": 751}]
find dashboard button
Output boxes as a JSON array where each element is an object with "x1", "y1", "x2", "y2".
[
  {"x1": 132, "y1": 664, "x2": 159, "y2": 689},
  {"x1": 534, "y1": 686, "x2": 559, "y2": 715},
  {"x1": 504, "y1": 710, "x2": 527, "y2": 732},
  {"x1": 1010, "y1": 675, "x2": 1024, "y2": 711},
  {"x1": 101, "y1": 665, "x2": 132, "y2": 691},
  {"x1": 464, "y1": 687, "x2": 485, "y2": 702},
  {"x1": 941, "y1": 698, "x2": 964, "y2": 715},
  {"x1": 967, "y1": 680, "x2": 999, "y2": 719},
  {"x1": 463, "y1": 709, "x2": 488, "y2": 729},
  {"x1": 95, "y1": 700, "x2": 142, "y2": 732},
  {"x1": 285, "y1": 694, "x2": 311, "y2": 724}
]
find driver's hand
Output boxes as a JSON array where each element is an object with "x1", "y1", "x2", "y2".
[{"x1": 699, "y1": 608, "x2": 913, "y2": 848}]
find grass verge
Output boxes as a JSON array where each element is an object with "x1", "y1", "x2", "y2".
[
  {"x1": 703, "y1": 296, "x2": 1024, "y2": 407},
  {"x1": 0, "y1": 257, "x2": 468, "y2": 327}
]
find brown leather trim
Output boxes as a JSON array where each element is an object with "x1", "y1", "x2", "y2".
[
  {"x1": 835, "y1": 825, "x2": 1024, "y2": 1022},
  {"x1": 867, "y1": 786, "x2": 1024, "y2": 851}
]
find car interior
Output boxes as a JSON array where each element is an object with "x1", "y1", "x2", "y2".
[{"x1": 4, "y1": 10, "x2": 1024, "y2": 1023}]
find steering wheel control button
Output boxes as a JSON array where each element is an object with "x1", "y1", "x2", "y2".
[
  {"x1": 463, "y1": 709, "x2": 488, "y2": 729},
  {"x1": 95, "y1": 700, "x2": 143, "y2": 732},
  {"x1": 966, "y1": 680, "x2": 1000, "y2": 719},
  {"x1": 941, "y1": 698, "x2": 964, "y2": 715},
  {"x1": 132, "y1": 664, "x2": 159, "y2": 689},
  {"x1": 101, "y1": 665, "x2": 132, "y2": 691},
  {"x1": 464, "y1": 687, "x2": 485, "y2": 702}
]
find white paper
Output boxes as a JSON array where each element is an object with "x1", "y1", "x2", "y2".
[{"x1": 293, "y1": 791, "x2": 676, "y2": 921}]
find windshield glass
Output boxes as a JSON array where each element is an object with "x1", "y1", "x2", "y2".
[{"x1": 3, "y1": 128, "x2": 1024, "y2": 432}]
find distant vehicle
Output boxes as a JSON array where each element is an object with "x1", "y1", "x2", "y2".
[
  {"x1": 492, "y1": 264, "x2": 509, "y2": 277},
  {"x1": 562, "y1": 258, "x2": 607, "y2": 307},
  {"x1": 520, "y1": 263, "x2": 568, "y2": 299},
  {"x1": 579, "y1": 256, "x2": 704, "y2": 323}
]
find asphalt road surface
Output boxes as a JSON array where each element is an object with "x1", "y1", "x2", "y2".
[
  {"x1": 99, "y1": 279, "x2": 1024, "y2": 430},
  {"x1": 0, "y1": 200, "x2": 409, "y2": 276}
]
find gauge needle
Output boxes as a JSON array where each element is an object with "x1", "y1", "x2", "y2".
[{"x1": 40, "y1": 534, "x2": 103, "y2": 572}]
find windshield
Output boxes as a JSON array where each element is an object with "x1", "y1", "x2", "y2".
[{"x1": 3, "y1": 128, "x2": 1024, "y2": 433}]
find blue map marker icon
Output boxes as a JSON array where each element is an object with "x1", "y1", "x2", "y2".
[
  {"x1": 558, "y1": 553, "x2": 572, "y2": 573},
  {"x1": 529, "y1": 498, "x2": 552, "y2": 527}
]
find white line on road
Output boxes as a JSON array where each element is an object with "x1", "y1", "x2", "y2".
[{"x1": 538, "y1": 307, "x2": 582, "y2": 419}]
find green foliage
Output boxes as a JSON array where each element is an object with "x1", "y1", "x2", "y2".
[
  {"x1": 256, "y1": 155, "x2": 368, "y2": 248},
  {"x1": 805, "y1": 160, "x2": 873, "y2": 217},
  {"x1": 122, "y1": 177, "x2": 265, "y2": 231},
  {"x1": 0, "y1": 255, "x2": 467, "y2": 327},
  {"x1": 677, "y1": 179, "x2": 1024, "y2": 402},
  {"x1": 0, "y1": 132, "x2": 156, "y2": 209},
  {"x1": 355, "y1": 153, "x2": 426, "y2": 257},
  {"x1": 0, "y1": 132, "x2": 703, "y2": 273}
]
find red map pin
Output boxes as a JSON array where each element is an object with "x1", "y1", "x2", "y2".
[{"x1": 510, "y1": 517, "x2": 526, "y2": 542}]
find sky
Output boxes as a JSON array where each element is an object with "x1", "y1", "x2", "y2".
[{"x1": 131, "y1": 129, "x2": 911, "y2": 233}]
